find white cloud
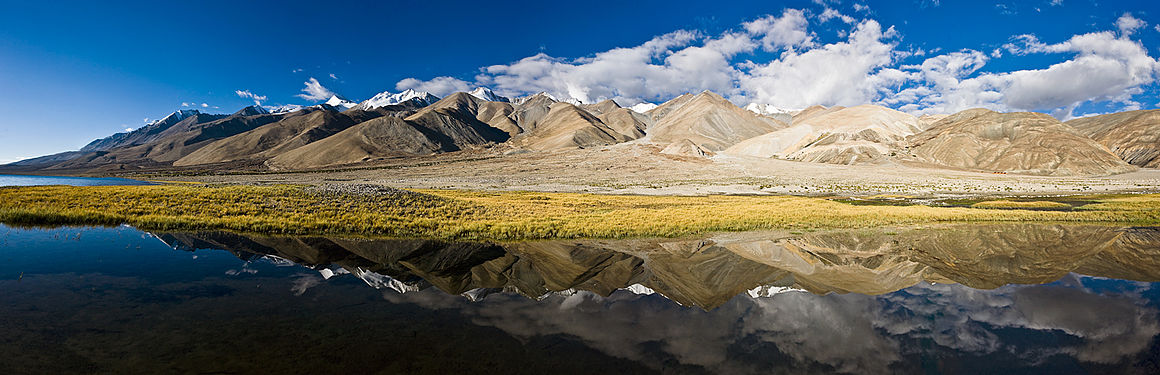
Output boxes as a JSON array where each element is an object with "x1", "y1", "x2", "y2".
[
  {"x1": 396, "y1": 76, "x2": 472, "y2": 96},
  {"x1": 291, "y1": 68, "x2": 303, "y2": 73},
  {"x1": 200, "y1": 103, "x2": 209, "y2": 108},
  {"x1": 296, "y1": 77, "x2": 336, "y2": 101},
  {"x1": 819, "y1": 7, "x2": 856, "y2": 24},
  {"x1": 853, "y1": 3, "x2": 870, "y2": 12},
  {"x1": 235, "y1": 90, "x2": 267, "y2": 105},
  {"x1": 903, "y1": 27, "x2": 1160, "y2": 118},
  {"x1": 1050, "y1": 0, "x2": 1063, "y2": 6},
  {"x1": 474, "y1": 30, "x2": 740, "y2": 104},
  {"x1": 390, "y1": 6, "x2": 1157, "y2": 116},
  {"x1": 329, "y1": 73, "x2": 338, "y2": 80},
  {"x1": 1117, "y1": 13, "x2": 1146, "y2": 37},
  {"x1": 744, "y1": 9, "x2": 815, "y2": 51},
  {"x1": 181, "y1": 102, "x2": 191, "y2": 107},
  {"x1": 739, "y1": 20, "x2": 904, "y2": 108}
]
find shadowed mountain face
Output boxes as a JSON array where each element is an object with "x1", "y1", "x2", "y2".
[{"x1": 156, "y1": 223, "x2": 1160, "y2": 310}]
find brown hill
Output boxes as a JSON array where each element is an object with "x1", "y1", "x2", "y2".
[
  {"x1": 267, "y1": 116, "x2": 446, "y2": 169},
  {"x1": 792, "y1": 105, "x2": 845, "y2": 124},
  {"x1": 645, "y1": 93, "x2": 694, "y2": 123},
  {"x1": 725, "y1": 105, "x2": 920, "y2": 164},
  {"x1": 596, "y1": 108, "x2": 650, "y2": 139},
  {"x1": 511, "y1": 93, "x2": 557, "y2": 132},
  {"x1": 475, "y1": 101, "x2": 522, "y2": 137},
  {"x1": 581, "y1": 99, "x2": 621, "y2": 115},
  {"x1": 511, "y1": 103, "x2": 633, "y2": 150},
  {"x1": 175, "y1": 108, "x2": 361, "y2": 166},
  {"x1": 1065, "y1": 109, "x2": 1160, "y2": 168},
  {"x1": 907, "y1": 109, "x2": 1135, "y2": 176},
  {"x1": 403, "y1": 92, "x2": 511, "y2": 146},
  {"x1": 48, "y1": 107, "x2": 288, "y2": 170},
  {"x1": 646, "y1": 91, "x2": 786, "y2": 152}
]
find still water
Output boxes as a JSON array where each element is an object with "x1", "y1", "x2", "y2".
[
  {"x1": 0, "y1": 174, "x2": 153, "y2": 187},
  {"x1": 1, "y1": 223, "x2": 1159, "y2": 374}
]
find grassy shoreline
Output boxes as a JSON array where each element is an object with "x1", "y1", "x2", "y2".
[{"x1": 1, "y1": 184, "x2": 1158, "y2": 240}]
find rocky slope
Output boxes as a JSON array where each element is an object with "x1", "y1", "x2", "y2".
[
  {"x1": 724, "y1": 105, "x2": 921, "y2": 164},
  {"x1": 646, "y1": 91, "x2": 786, "y2": 153},
  {"x1": 1066, "y1": 109, "x2": 1160, "y2": 168},
  {"x1": 906, "y1": 109, "x2": 1135, "y2": 176}
]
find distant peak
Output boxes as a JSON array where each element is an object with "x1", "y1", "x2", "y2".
[
  {"x1": 356, "y1": 89, "x2": 439, "y2": 110},
  {"x1": 468, "y1": 87, "x2": 510, "y2": 102},
  {"x1": 325, "y1": 95, "x2": 358, "y2": 110},
  {"x1": 234, "y1": 105, "x2": 270, "y2": 116}
]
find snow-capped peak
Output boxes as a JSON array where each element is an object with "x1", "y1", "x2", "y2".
[
  {"x1": 324, "y1": 95, "x2": 357, "y2": 110},
  {"x1": 468, "y1": 87, "x2": 510, "y2": 102},
  {"x1": 264, "y1": 104, "x2": 305, "y2": 114},
  {"x1": 147, "y1": 109, "x2": 200, "y2": 127},
  {"x1": 745, "y1": 103, "x2": 798, "y2": 116},
  {"x1": 234, "y1": 105, "x2": 269, "y2": 116},
  {"x1": 356, "y1": 89, "x2": 440, "y2": 110},
  {"x1": 629, "y1": 102, "x2": 658, "y2": 113}
]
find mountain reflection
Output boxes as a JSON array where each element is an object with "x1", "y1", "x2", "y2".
[{"x1": 156, "y1": 223, "x2": 1160, "y2": 310}]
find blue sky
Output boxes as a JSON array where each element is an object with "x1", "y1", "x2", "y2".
[{"x1": 0, "y1": 0, "x2": 1157, "y2": 163}]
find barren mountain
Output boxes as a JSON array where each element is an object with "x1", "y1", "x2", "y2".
[
  {"x1": 267, "y1": 116, "x2": 446, "y2": 169},
  {"x1": 725, "y1": 105, "x2": 921, "y2": 164},
  {"x1": 510, "y1": 102, "x2": 633, "y2": 150},
  {"x1": 510, "y1": 93, "x2": 557, "y2": 132},
  {"x1": 907, "y1": 109, "x2": 1135, "y2": 176},
  {"x1": 47, "y1": 106, "x2": 287, "y2": 170},
  {"x1": 402, "y1": 92, "x2": 512, "y2": 146},
  {"x1": 792, "y1": 105, "x2": 845, "y2": 124},
  {"x1": 644, "y1": 93, "x2": 694, "y2": 122},
  {"x1": 646, "y1": 91, "x2": 786, "y2": 152},
  {"x1": 596, "y1": 108, "x2": 651, "y2": 139},
  {"x1": 474, "y1": 101, "x2": 522, "y2": 137},
  {"x1": 175, "y1": 107, "x2": 362, "y2": 166},
  {"x1": 581, "y1": 99, "x2": 622, "y2": 115},
  {"x1": 1065, "y1": 109, "x2": 1160, "y2": 168}
]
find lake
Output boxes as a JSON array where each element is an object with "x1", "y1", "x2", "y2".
[
  {"x1": 0, "y1": 174, "x2": 153, "y2": 187},
  {"x1": 1, "y1": 223, "x2": 1158, "y2": 374}
]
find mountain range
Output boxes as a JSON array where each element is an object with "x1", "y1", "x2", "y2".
[{"x1": 5, "y1": 87, "x2": 1152, "y2": 177}]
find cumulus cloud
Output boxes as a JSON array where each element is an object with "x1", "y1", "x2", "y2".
[
  {"x1": 396, "y1": 76, "x2": 472, "y2": 96},
  {"x1": 235, "y1": 90, "x2": 267, "y2": 105},
  {"x1": 390, "y1": 5, "x2": 1157, "y2": 117},
  {"x1": 901, "y1": 24, "x2": 1160, "y2": 118},
  {"x1": 744, "y1": 9, "x2": 815, "y2": 51},
  {"x1": 739, "y1": 20, "x2": 904, "y2": 108},
  {"x1": 1117, "y1": 13, "x2": 1146, "y2": 36},
  {"x1": 296, "y1": 77, "x2": 335, "y2": 101},
  {"x1": 819, "y1": 7, "x2": 856, "y2": 24}
]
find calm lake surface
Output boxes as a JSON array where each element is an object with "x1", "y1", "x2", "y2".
[
  {"x1": 0, "y1": 174, "x2": 152, "y2": 187},
  {"x1": 1, "y1": 223, "x2": 1159, "y2": 374}
]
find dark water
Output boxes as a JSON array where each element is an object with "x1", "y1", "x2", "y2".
[
  {"x1": 0, "y1": 174, "x2": 153, "y2": 187},
  {"x1": 2, "y1": 223, "x2": 1159, "y2": 374}
]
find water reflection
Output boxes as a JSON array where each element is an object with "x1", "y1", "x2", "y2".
[
  {"x1": 158, "y1": 224, "x2": 1160, "y2": 309},
  {"x1": 2, "y1": 223, "x2": 1159, "y2": 374}
]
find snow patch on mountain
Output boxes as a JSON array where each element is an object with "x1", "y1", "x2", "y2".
[
  {"x1": 629, "y1": 102, "x2": 659, "y2": 113},
  {"x1": 324, "y1": 95, "x2": 358, "y2": 110},
  {"x1": 356, "y1": 89, "x2": 439, "y2": 110},
  {"x1": 468, "y1": 87, "x2": 510, "y2": 102}
]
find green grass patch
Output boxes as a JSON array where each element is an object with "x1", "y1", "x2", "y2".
[{"x1": 1, "y1": 185, "x2": 1159, "y2": 240}]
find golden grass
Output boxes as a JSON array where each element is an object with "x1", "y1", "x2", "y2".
[
  {"x1": 1, "y1": 185, "x2": 1158, "y2": 240},
  {"x1": 970, "y1": 200, "x2": 1073, "y2": 209}
]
